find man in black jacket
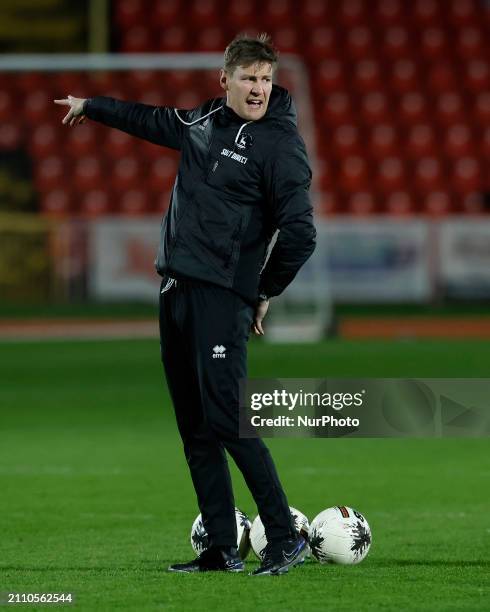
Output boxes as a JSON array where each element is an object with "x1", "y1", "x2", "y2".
[{"x1": 55, "y1": 34, "x2": 316, "y2": 576}]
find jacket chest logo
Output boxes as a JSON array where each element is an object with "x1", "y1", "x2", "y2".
[
  {"x1": 220, "y1": 148, "x2": 248, "y2": 165},
  {"x1": 236, "y1": 133, "x2": 253, "y2": 150}
]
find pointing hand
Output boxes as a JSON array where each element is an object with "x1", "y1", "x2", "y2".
[{"x1": 54, "y1": 95, "x2": 87, "y2": 126}]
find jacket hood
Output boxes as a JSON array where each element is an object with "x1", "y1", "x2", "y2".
[{"x1": 264, "y1": 84, "x2": 297, "y2": 127}]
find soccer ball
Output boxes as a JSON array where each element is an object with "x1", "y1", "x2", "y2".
[
  {"x1": 190, "y1": 507, "x2": 252, "y2": 560},
  {"x1": 309, "y1": 506, "x2": 372, "y2": 565},
  {"x1": 250, "y1": 506, "x2": 310, "y2": 560}
]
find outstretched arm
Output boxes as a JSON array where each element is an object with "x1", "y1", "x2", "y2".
[{"x1": 54, "y1": 94, "x2": 187, "y2": 150}]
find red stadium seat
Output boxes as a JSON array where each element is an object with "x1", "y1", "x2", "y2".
[
  {"x1": 391, "y1": 60, "x2": 418, "y2": 94},
  {"x1": 427, "y1": 62, "x2": 458, "y2": 93},
  {"x1": 0, "y1": 122, "x2": 23, "y2": 149},
  {"x1": 481, "y1": 126, "x2": 490, "y2": 158},
  {"x1": 420, "y1": 27, "x2": 448, "y2": 60},
  {"x1": 29, "y1": 123, "x2": 59, "y2": 158},
  {"x1": 87, "y1": 71, "x2": 122, "y2": 97},
  {"x1": 304, "y1": 27, "x2": 337, "y2": 61},
  {"x1": 398, "y1": 91, "x2": 428, "y2": 124},
  {"x1": 473, "y1": 92, "x2": 490, "y2": 125},
  {"x1": 338, "y1": 0, "x2": 366, "y2": 27},
  {"x1": 339, "y1": 156, "x2": 370, "y2": 193},
  {"x1": 465, "y1": 60, "x2": 489, "y2": 93},
  {"x1": 226, "y1": 0, "x2": 256, "y2": 30},
  {"x1": 360, "y1": 92, "x2": 390, "y2": 123},
  {"x1": 405, "y1": 123, "x2": 437, "y2": 158},
  {"x1": 412, "y1": 0, "x2": 441, "y2": 26},
  {"x1": 189, "y1": 0, "x2": 221, "y2": 30},
  {"x1": 124, "y1": 69, "x2": 157, "y2": 93},
  {"x1": 79, "y1": 189, "x2": 111, "y2": 216},
  {"x1": 332, "y1": 124, "x2": 362, "y2": 157},
  {"x1": 271, "y1": 27, "x2": 299, "y2": 53},
  {"x1": 321, "y1": 93, "x2": 353, "y2": 125},
  {"x1": 65, "y1": 124, "x2": 97, "y2": 157},
  {"x1": 157, "y1": 26, "x2": 188, "y2": 52},
  {"x1": 114, "y1": 0, "x2": 145, "y2": 29},
  {"x1": 137, "y1": 140, "x2": 165, "y2": 163},
  {"x1": 139, "y1": 89, "x2": 165, "y2": 106},
  {"x1": 368, "y1": 123, "x2": 399, "y2": 159},
  {"x1": 153, "y1": 0, "x2": 181, "y2": 28},
  {"x1": 163, "y1": 70, "x2": 195, "y2": 94},
  {"x1": 174, "y1": 91, "x2": 201, "y2": 109},
  {"x1": 376, "y1": 156, "x2": 407, "y2": 194},
  {"x1": 443, "y1": 123, "x2": 474, "y2": 158},
  {"x1": 300, "y1": 0, "x2": 331, "y2": 27},
  {"x1": 0, "y1": 91, "x2": 15, "y2": 122},
  {"x1": 16, "y1": 71, "x2": 46, "y2": 94},
  {"x1": 457, "y1": 26, "x2": 484, "y2": 59},
  {"x1": 112, "y1": 156, "x2": 143, "y2": 192},
  {"x1": 73, "y1": 156, "x2": 104, "y2": 191},
  {"x1": 317, "y1": 60, "x2": 345, "y2": 93},
  {"x1": 345, "y1": 27, "x2": 374, "y2": 60},
  {"x1": 447, "y1": 0, "x2": 479, "y2": 27},
  {"x1": 120, "y1": 189, "x2": 151, "y2": 215},
  {"x1": 451, "y1": 157, "x2": 482, "y2": 194},
  {"x1": 263, "y1": 0, "x2": 292, "y2": 28},
  {"x1": 34, "y1": 155, "x2": 65, "y2": 192},
  {"x1": 353, "y1": 60, "x2": 381, "y2": 92},
  {"x1": 23, "y1": 90, "x2": 51, "y2": 124},
  {"x1": 375, "y1": 0, "x2": 404, "y2": 26},
  {"x1": 103, "y1": 129, "x2": 134, "y2": 159},
  {"x1": 196, "y1": 27, "x2": 227, "y2": 52},
  {"x1": 197, "y1": 70, "x2": 221, "y2": 99},
  {"x1": 385, "y1": 191, "x2": 417, "y2": 215},
  {"x1": 413, "y1": 157, "x2": 445, "y2": 193},
  {"x1": 54, "y1": 71, "x2": 87, "y2": 97},
  {"x1": 319, "y1": 191, "x2": 342, "y2": 215},
  {"x1": 347, "y1": 192, "x2": 378, "y2": 215},
  {"x1": 40, "y1": 189, "x2": 72, "y2": 216},
  {"x1": 120, "y1": 26, "x2": 154, "y2": 53},
  {"x1": 436, "y1": 92, "x2": 467, "y2": 126},
  {"x1": 424, "y1": 191, "x2": 454, "y2": 215},
  {"x1": 315, "y1": 158, "x2": 336, "y2": 192},
  {"x1": 383, "y1": 26, "x2": 412, "y2": 59}
]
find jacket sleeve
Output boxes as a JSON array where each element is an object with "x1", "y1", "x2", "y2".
[
  {"x1": 259, "y1": 133, "x2": 316, "y2": 298},
  {"x1": 84, "y1": 97, "x2": 187, "y2": 150}
]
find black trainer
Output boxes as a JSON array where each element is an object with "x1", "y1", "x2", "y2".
[
  {"x1": 168, "y1": 546, "x2": 244, "y2": 573},
  {"x1": 250, "y1": 535, "x2": 307, "y2": 576}
]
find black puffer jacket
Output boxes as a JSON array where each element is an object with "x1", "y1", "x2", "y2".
[{"x1": 85, "y1": 85, "x2": 316, "y2": 304}]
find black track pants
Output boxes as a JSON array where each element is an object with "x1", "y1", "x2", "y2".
[{"x1": 159, "y1": 277, "x2": 296, "y2": 548}]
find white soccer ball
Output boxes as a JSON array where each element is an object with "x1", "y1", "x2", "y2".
[
  {"x1": 250, "y1": 506, "x2": 310, "y2": 560},
  {"x1": 190, "y1": 507, "x2": 252, "y2": 560},
  {"x1": 309, "y1": 506, "x2": 372, "y2": 565}
]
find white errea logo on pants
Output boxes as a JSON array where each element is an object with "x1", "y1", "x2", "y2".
[{"x1": 212, "y1": 345, "x2": 226, "y2": 359}]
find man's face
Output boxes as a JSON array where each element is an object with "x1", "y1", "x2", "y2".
[{"x1": 220, "y1": 62, "x2": 273, "y2": 121}]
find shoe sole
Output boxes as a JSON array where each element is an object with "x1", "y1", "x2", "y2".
[{"x1": 249, "y1": 539, "x2": 308, "y2": 576}]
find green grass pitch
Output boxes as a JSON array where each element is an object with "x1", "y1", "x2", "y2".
[{"x1": 1, "y1": 338, "x2": 489, "y2": 611}]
